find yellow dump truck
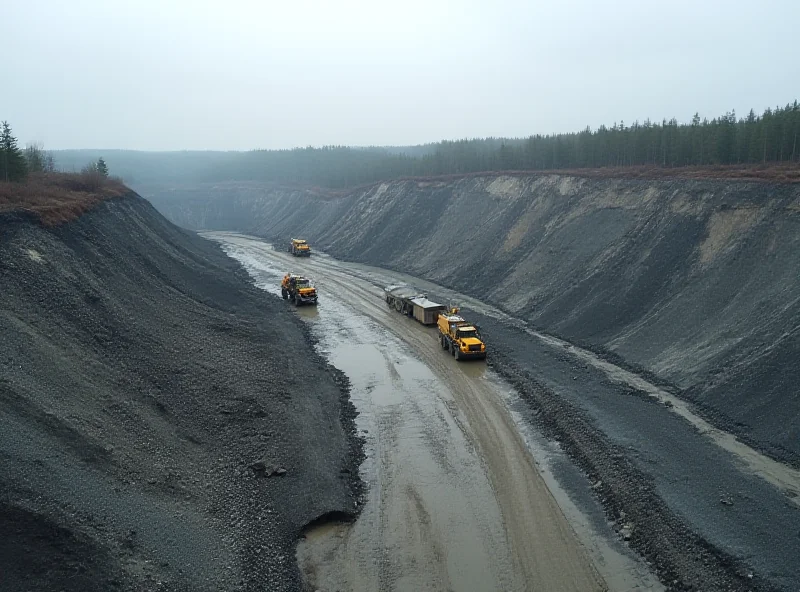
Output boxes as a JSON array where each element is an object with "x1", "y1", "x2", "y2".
[
  {"x1": 288, "y1": 238, "x2": 311, "y2": 257},
  {"x1": 437, "y1": 307, "x2": 486, "y2": 360},
  {"x1": 281, "y1": 273, "x2": 318, "y2": 306}
]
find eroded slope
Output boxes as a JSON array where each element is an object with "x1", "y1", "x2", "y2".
[
  {"x1": 0, "y1": 195, "x2": 362, "y2": 591},
  {"x1": 147, "y1": 175, "x2": 800, "y2": 464}
]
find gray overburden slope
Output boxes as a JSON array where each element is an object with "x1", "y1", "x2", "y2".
[
  {"x1": 148, "y1": 175, "x2": 800, "y2": 466},
  {"x1": 0, "y1": 195, "x2": 362, "y2": 592}
]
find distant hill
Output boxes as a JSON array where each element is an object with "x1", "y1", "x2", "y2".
[
  {"x1": 54, "y1": 100, "x2": 799, "y2": 189},
  {"x1": 52, "y1": 150, "x2": 243, "y2": 186}
]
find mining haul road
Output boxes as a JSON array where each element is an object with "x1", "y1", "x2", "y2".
[
  {"x1": 205, "y1": 232, "x2": 674, "y2": 592},
  {"x1": 208, "y1": 231, "x2": 800, "y2": 592}
]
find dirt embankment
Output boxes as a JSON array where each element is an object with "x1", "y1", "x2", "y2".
[
  {"x1": 0, "y1": 194, "x2": 363, "y2": 591},
  {"x1": 147, "y1": 175, "x2": 800, "y2": 467}
]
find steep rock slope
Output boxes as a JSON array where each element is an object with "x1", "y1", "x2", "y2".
[
  {"x1": 147, "y1": 176, "x2": 800, "y2": 464},
  {"x1": 0, "y1": 195, "x2": 362, "y2": 591}
]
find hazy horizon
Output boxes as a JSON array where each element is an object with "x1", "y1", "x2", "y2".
[{"x1": 7, "y1": 0, "x2": 800, "y2": 151}]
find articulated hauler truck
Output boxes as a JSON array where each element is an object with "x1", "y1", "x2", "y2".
[{"x1": 384, "y1": 285, "x2": 486, "y2": 360}]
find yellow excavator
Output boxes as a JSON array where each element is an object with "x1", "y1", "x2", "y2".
[{"x1": 437, "y1": 307, "x2": 486, "y2": 360}]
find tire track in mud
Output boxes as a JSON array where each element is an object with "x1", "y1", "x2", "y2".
[
  {"x1": 222, "y1": 236, "x2": 606, "y2": 590},
  {"x1": 239, "y1": 240, "x2": 800, "y2": 592},
  {"x1": 232, "y1": 245, "x2": 518, "y2": 590},
  {"x1": 210, "y1": 233, "x2": 665, "y2": 592},
  {"x1": 302, "y1": 249, "x2": 800, "y2": 502}
]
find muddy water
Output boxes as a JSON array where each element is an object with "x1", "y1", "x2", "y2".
[
  {"x1": 299, "y1": 303, "x2": 516, "y2": 591},
  {"x1": 208, "y1": 233, "x2": 662, "y2": 591}
]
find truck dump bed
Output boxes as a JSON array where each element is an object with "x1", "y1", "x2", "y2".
[
  {"x1": 384, "y1": 285, "x2": 446, "y2": 325},
  {"x1": 409, "y1": 297, "x2": 448, "y2": 324}
]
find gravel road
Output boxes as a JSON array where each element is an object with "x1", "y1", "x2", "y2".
[
  {"x1": 209, "y1": 232, "x2": 668, "y2": 592},
  {"x1": 209, "y1": 232, "x2": 800, "y2": 592},
  {"x1": 147, "y1": 175, "x2": 800, "y2": 468}
]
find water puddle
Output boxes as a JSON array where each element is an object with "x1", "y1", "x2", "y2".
[
  {"x1": 214, "y1": 238, "x2": 515, "y2": 590},
  {"x1": 295, "y1": 301, "x2": 516, "y2": 592}
]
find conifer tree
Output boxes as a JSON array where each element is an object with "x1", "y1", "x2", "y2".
[
  {"x1": 97, "y1": 157, "x2": 109, "y2": 177},
  {"x1": 0, "y1": 121, "x2": 28, "y2": 182}
]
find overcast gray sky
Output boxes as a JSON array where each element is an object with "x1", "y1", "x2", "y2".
[{"x1": 5, "y1": 0, "x2": 799, "y2": 150}]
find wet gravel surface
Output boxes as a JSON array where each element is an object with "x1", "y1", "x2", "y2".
[
  {"x1": 206, "y1": 237, "x2": 800, "y2": 592},
  {"x1": 147, "y1": 176, "x2": 800, "y2": 467},
  {"x1": 0, "y1": 198, "x2": 363, "y2": 592},
  {"x1": 215, "y1": 234, "x2": 608, "y2": 592},
  {"x1": 471, "y1": 319, "x2": 799, "y2": 592},
  {"x1": 393, "y1": 296, "x2": 800, "y2": 592}
]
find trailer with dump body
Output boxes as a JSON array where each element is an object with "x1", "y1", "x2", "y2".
[
  {"x1": 410, "y1": 297, "x2": 448, "y2": 325},
  {"x1": 384, "y1": 285, "x2": 487, "y2": 360},
  {"x1": 384, "y1": 285, "x2": 446, "y2": 325}
]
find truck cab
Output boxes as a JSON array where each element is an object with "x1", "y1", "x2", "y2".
[
  {"x1": 281, "y1": 273, "x2": 318, "y2": 306},
  {"x1": 289, "y1": 238, "x2": 311, "y2": 256},
  {"x1": 437, "y1": 308, "x2": 486, "y2": 360}
]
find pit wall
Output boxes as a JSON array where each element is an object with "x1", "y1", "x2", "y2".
[{"x1": 146, "y1": 175, "x2": 800, "y2": 463}]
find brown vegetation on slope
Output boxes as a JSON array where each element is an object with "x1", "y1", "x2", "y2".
[{"x1": 0, "y1": 172, "x2": 128, "y2": 226}]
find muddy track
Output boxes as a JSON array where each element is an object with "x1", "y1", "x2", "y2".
[
  {"x1": 150, "y1": 176, "x2": 800, "y2": 470},
  {"x1": 214, "y1": 235, "x2": 609, "y2": 591},
  {"x1": 210, "y1": 233, "x2": 800, "y2": 592}
]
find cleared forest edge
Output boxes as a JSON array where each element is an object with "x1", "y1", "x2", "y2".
[
  {"x1": 0, "y1": 195, "x2": 364, "y2": 592},
  {"x1": 135, "y1": 163, "x2": 800, "y2": 205},
  {"x1": 146, "y1": 173, "x2": 800, "y2": 469},
  {"x1": 315, "y1": 163, "x2": 800, "y2": 198}
]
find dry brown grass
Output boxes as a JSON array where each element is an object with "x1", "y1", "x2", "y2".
[{"x1": 0, "y1": 172, "x2": 128, "y2": 226}]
